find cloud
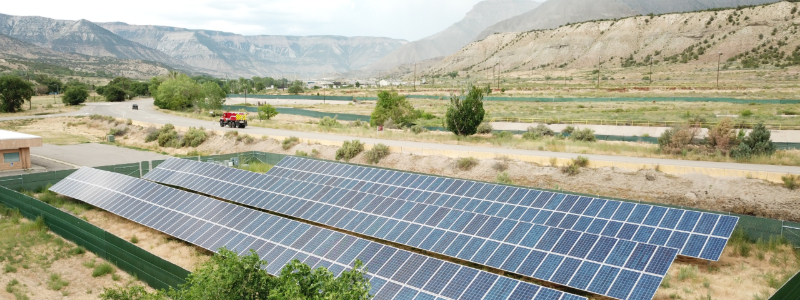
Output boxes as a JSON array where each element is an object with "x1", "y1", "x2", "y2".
[{"x1": 0, "y1": 0, "x2": 487, "y2": 41}]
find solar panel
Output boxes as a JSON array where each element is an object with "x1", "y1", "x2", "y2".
[
  {"x1": 145, "y1": 158, "x2": 689, "y2": 300},
  {"x1": 266, "y1": 156, "x2": 737, "y2": 261},
  {"x1": 51, "y1": 167, "x2": 583, "y2": 300}
]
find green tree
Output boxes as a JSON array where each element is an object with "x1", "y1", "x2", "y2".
[
  {"x1": 258, "y1": 104, "x2": 279, "y2": 120},
  {"x1": 445, "y1": 84, "x2": 486, "y2": 136},
  {"x1": 62, "y1": 85, "x2": 89, "y2": 106},
  {"x1": 731, "y1": 123, "x2": 776, "y2": 159},
  {"x1": 104, "y1": 85, "x2": 127, "y2": 102},
  {"x1": 0, "y1": 75, "x2": 34, "y2": 112},
  {"x1": 35, "y1": 74, "x2": 64, "y2": 94},
  {"x1": 153, "y1": 74, "x2": 203, "y2": 110},
  {"x1": 369, "y1": 90, "x2": 416, "y2": 127},
  {"x1": 254, "y1": 81, "x2": 266, "y2": 92},
  {"x1": 130, "y1": 82, "x2": 150, "y2": 97},
  {"x1": 149, "y1": 77, "x2": 165, "y2": 97},
  {"x1": 446, "y1": 71, "x2": 458, "y2": 79},
  {"x1": 355, "y1": 81, "x2": 361, "y2": 88},
  {"x1": 288, "y1": 80, "x2": 304, "y2": 95},
  {"x1": 100, "y1": 248, "x2": 371, "y2": 300},
  {"x1": 201, "y1": 81, "x2": 226, "y2": 109}
]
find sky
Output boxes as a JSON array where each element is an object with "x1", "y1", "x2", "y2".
[{"x1": 0, "y1": 0, "x2": 491, "y2": 41}]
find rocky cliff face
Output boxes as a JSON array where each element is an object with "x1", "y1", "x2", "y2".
[
  {"x1": 428, "y1": 2, "x2": 800, "y2": 76},
  {"x1": 0, "y1": 14, "x2": 187, "y2": 69},
  {"x1": 99, "y1": 23, "x2": 407, "y2": 78},
  {"x1": 363, "y1": 0, "x2": 540, "y2": 73},
  {"x1": 474, "y1": 0, "x2": 781, "y2": 41},
  {"x1": 0, "y1": 33, "x2": 171, "y2": 79}
]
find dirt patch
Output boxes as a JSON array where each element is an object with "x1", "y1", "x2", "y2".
[{"x1": 82, "y1": 210, "x2": 208, "y2": 272}]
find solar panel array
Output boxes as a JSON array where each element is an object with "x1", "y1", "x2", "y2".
[
  {"x1": 51, "y1": 167, "x2": 583, "y2": 300},
  {"x1": 144, "y1": 158, "x2": 714, "y2": 300}
]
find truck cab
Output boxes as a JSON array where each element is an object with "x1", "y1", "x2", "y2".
[{"x1": 220, "y1": 112, "x2": 248, "y2": 128}]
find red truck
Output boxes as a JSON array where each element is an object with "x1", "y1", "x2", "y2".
[{"x1": 219, "y1": 112, "x2": 248, "y2": 128}]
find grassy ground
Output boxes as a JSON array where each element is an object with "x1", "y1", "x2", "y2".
[
  {"x1": 285, "y1": 98, "x2": 800, "y2": 129},
  {"x1": 0, "y1": 95, "x2": 82, "y2": 119},
  {"x1": 162, "y1": 109, "x2": 800, "y2": 167},
  {"x1": 0, "y1": 201, "x2": 147, "y2": 300}
]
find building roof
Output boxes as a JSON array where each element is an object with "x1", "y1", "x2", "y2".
[{"x1": 0, "y1": 129, "x2": 43, "y2": 150}]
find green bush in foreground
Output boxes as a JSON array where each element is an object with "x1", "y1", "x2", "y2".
[
  {"x1": 100, "y1": 248, "x2": 372, "y2": 300},
  {"x1": 457, "y1": 157, "x2": 479, "y2": 171},
  {"x1": 282, "y1": 137, "x2": 300, "y2": 150},
  {"x1": 336, "y1": 140, "x2": 364, "y2": 161}
]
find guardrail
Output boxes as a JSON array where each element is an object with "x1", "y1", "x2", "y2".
[{"x1": 488, "y1": 117, "x2": 800, "y2": 130}]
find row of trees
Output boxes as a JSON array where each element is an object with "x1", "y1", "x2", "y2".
[
  {"x1": 151, "y1": 73, "x2": 226, "y2": 110},
  {"x1": 369, "y1": 85, "x2": 487, "y2": 136},
  {"x1": 658, "y1": 118, "x2": 776, "y2": 159}
]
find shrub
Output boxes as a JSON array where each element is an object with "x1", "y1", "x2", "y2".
[
  {"x1": 282, "y1": 137, "x2": 300, "y2": 150},
  {"x1": 183, "y1": 127, "x2": 208, "y2": 147},
  {"x1": 783, "y1": 174, "x2": 799, "y2": 190},
  {"x1": 573, "y1": 156, "x2": 589, "y2": 167},
  {"x1": 319, "y1": 116, "x2": 342, "y2": 128},
  {"x1": 62, "y1": 85, "x2": 89, "y2": 106},
  {"x1": 311, "y1": 149, "x2": 320, "y2": 158},
  {"x1": 410, "y1": 125, "x2": 427, "y2": 134},
  {"x1": 108, "y1": 127, "x2": 127, "y2": 137},
  {"x1": 383, "y1": 117, "x2": 399, "y2": 129},
  {"x1": 561, "y1": 163, "x2": 580, "y2": 176},
  {"x1": 496, "y1": 172, "x2": 513, "y2": 184},
  {"x1": 92, "y1": 263, "x2": 115, "y2": 277},
  {"x1": 224, "y1": 131, "x2": 239, "y2": 139},
  {"x1": 157, "y1": 129, "x2": 179, "y2": 147},
  {"x1": 561, "y1": 126, "x2": 575, "y2": 135},
  {"x1": 658, "y1": 124, "x2": 699, "y2": 153},
  {"x1": 370, "y1": 91, "x2": 416, "y2": 127},
  {"x1": 529, "y1": 124, "x2": 555, "y2": 137},
  {"x1": 731, "y1": 123, "x2": 775, "y2": 159},
  {"x1": 456, "y1": 157, "x2": 479, "y2": 171},
  {"x1": 706, "y1": 118, "x2": 738, "y2": 153},
  {"x1": 335, "y1": 140, "x2": 364, "y2": 161},
  {"x1": 237, "y1": 134, "x2": 255, "y2": 145},
  {"x1": 476, "y1": 122, "x2": 493, "y2": 134},
  {"x1": 445, "y1": 85, "x2": 486, "y2": 136},
  {"x1": 144, "y1": 127, "x2": 159, "y2": 142},
  {"x1": 522, "y1": 131, "x2": 542, "y2": 140},
  {"x1": 740, "y1": 110, "x2": 754, "y2": 117},
  {"x1": 295, "y1": 150, "x2": 309, "y2": 157},
  {"x1": 257, "y1": 104, "x2": 279, "y2": 120},
  {"x1": 68, "y1": 247, "x2": 86, "y2": 256},
  {"x1": 47, "y1": 273, "x2": 69, "y2": 291},
  {"x1": 570, "y1": 128, "x2": 596, "y2": 142},
  {"x1": 365, "y1": 144, "x2": 390, "y2": 164},
  {"x1": 492, "y1": 158, "x2": 509, "y2": 172},
  {"x1": 130, "y1": 235, "x2": 139, "y2": 244}
]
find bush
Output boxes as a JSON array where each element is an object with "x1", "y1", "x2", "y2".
[
  {"x1": 570, "y1": 128, "x2": 596, "y2": 142},
  {"x1": 731, "y1": 123, "x2": 775, "y2": 159},
  {"x1": 410, "y1": 125, "x2": 427, "y2": 134},
  {"x1": 529, "y1": 124, "x2": 555, "y2": 137},
  {"x1": 365, "y1": 144, "x2": 390, "y2": 164},
  {"x1": 561, "y1": 164, "x2": 580, "y2": 176},
  {"x1": 319, "y1": 116, "x2": 342, "y2": 128},
  {"x1": 92, "y1": 263, "x2": 115, "y2": 277},
  {"x1": 562, "y1": 126, "x2": 575, "y2": 135},
  {"x1": 47, "y1": 273, "x2": 69, "y2": 291},
  {"x1": 573, "y1": 156, "x2": 589, "y2": 167},
  {"x1": 706, "y1": 118, "x2": 738, "y2": 153},
  {"x1": 282, "y1": 137, "x2": 300, "y2": 150},
  {"x1": 144, "y1": 127, "x2": 159, "y2": 142},
  {"x1": 108, "y1": 127, "x2": 128, "y2": 137},
  {"x1": 62, "y1": 85, "x2": 89, "y2": 106},
  {"x1": 496, "y1": 172, "x2": 513, "y2": 184},
  {"x1": 476, "y1": 122, "x2": 493, "y2": 134},
  {"x1": 156, "y1": 125, "x2": 181, "y2": 148},
  {"x1": 456, "y1": 157, "x2": 479, "y2": 171},
  {"x1": 658, "y1": 124, "x2": 699, "y2": 153},
  {"x1": 311, "y1": 149, "x2": 320, "y2": 158},
  {"x1": 335, "y1": 140, "x2": 364, "y2": 161},
  {"x1": 257, "y1": 104, "x2": 279, "y2": 120},
  {"x1": 783, "y1": 174, "x2": 799, "y2": 190},
  {"x1": 522, "y1": 131, "x2": 542, "y2": 140},
  {"x1": 383, "y1": 117, "x2": 399, "y2": 129},
  {"x1": 370, "y1": 91, "x2": 416, "y2": 127},
  {"x1": 295, "y1": 150, "x2": 309, "y2": 157},
  {"x1": 740, "y1": 110, "x2": 754, "y2": 117},
  {"x1": 237, "y1": 134, "x2": 255, "y2": 145},
  {"x1": 445, "y1": 85, "x2": 486, "y2": 136},
  {"x1": 183, "y1": 127, "x2": 208, "y2": 147}
]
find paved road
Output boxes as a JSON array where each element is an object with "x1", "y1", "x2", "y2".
[
  {"x1": 60, "y1": 99, "x2": 796, "y2": 175},
  {"x1": 2, "y1": 99, "x2": 798, "y2": 175}
]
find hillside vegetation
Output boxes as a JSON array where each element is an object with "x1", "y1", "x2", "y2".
[{"x1": 428, "y1": 2, "x2": 800, "y2": 84}]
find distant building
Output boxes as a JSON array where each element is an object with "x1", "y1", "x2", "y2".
[{"x1": 0, "y1": 130, "x2": 42, "y2": 171}]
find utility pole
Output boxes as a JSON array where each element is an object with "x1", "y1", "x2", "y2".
[
  {"x1": 597, "y1": 55, "x2": 602, "y2": 88},
  {"x1": 717, "y1": 52, "x2": 723, "y2": 89},
  {"x1": 650, "y1": 56, "x2": 654, "y2": 85}
]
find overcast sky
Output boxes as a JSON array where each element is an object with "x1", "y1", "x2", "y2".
[{"x1": 1, "y1": 0, "x2": 492, "y2": 41}]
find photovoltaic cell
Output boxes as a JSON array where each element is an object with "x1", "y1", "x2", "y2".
[
  {"x1": 51, "y1": 167, "x2": 581, "y2": 300},
  {"x1": 143, "y1": 158, "x2": 704, "y2": 300}
]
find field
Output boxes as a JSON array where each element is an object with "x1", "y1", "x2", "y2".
[{"x1": 0, "y1": 95, "x2": 83, "y2": 119}]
